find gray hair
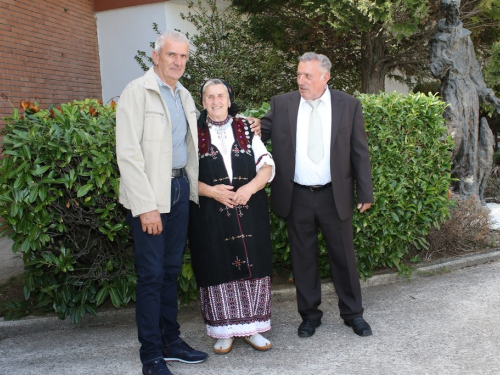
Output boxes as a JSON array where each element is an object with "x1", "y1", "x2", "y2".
[
  {"x1": 298, "y1": 52, "x2": 332, "y2": 74},
  {"x1": 201, "y1": 79, "x2": 229, "y2": 100},
  {"x1": 154, "y1": 30, "x2": 189, "y2": 54}
]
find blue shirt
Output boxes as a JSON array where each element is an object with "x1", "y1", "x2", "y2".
[{"x1": 155, "y1": 73, "x2": 188, "y2": 169}]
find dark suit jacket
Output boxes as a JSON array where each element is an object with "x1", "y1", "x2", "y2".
[{"x1": 261, "y1": 89, "x2": 374, "y2": 221}]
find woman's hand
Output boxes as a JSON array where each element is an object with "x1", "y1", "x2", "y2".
[
  {"x1": 210, "y1": 184, "x2": 236, "y2": 207},
  {"x1": 231, "y1": 164, "x2": 272, "y2": 206},
  {"x1": 199, "y1": 181, "x2": 236, "y2": 207},
  {"x1": 232, "y1": 184, "x2": 255, "y2": 206}
]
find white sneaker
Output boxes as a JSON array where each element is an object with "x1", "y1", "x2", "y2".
[
  {"x1": 244, "y1": 333, "x2": 272, "y2": 351},
  {"x1": 213, "y1": 337, "x2": 234, "y2": 354}
]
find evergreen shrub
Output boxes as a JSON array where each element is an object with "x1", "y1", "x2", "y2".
[
  {"x1": 249, "y1": 92, "x2": 454, "y2": 278},
  {"x1": 0, "y1": 92, "x2": 453, "y2": 321},
  {"x1": 0, "y1": 99, "x2": 135, "y2": 322},
  {"x1": 354, "y1": 92, "x2": 453, "y2": 277},
  {"x1": 0, "y1": 99, "x2": 199, "y2": 321}
]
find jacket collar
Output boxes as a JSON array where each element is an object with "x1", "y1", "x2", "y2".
[{"x1": 143, "y1": 67, "x2": 188, "y2": 95}]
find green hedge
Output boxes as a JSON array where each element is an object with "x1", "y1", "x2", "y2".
[
  {"x1": 0, "y1": 92, "x2": 452, "y2": 321},
  {"x1": 0, "y1": 99, "x2": 136, "y2": 322},
  {"x1": 0, "y1": 100, "x2": 199, "y2": 321},
  {"x1": 354, "y1": 92, "x2": 453, "y2": 277}
]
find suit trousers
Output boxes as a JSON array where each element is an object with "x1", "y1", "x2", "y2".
[
  {"x1": 287, "y1": 184, "x2": 364, "y2": 322},
  {"x1": 127, "y1": 175, "x2": 189, "y2": 364}
]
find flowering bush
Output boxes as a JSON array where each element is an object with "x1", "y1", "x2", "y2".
[{"x1": 0, "y1": 99, "x2": 135, "y2": 322}]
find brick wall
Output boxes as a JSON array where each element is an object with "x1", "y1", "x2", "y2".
[{"x1": 0, "y1": 0, "x2": 102, "y2": 124}]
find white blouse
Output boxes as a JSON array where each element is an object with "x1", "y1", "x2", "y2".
[{"x1": 208, "y1": 118, "x2": 275, "y2": 183}]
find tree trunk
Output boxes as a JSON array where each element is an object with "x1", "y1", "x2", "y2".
[{"x1": 361, "y1": 30, "x2": 386, "y2": 94}]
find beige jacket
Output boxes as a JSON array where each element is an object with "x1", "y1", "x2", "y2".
[{"x1": 116, "y1": 68, "x2": 199, "y2": 216}]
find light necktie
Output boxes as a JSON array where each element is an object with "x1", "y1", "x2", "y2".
[{"x1": 306, "y1": 100, "x2": 324, "y2": 164}]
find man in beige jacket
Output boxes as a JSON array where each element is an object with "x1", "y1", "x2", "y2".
[{"x1": 116, "y1": 31, "x2": 207, "y2": 375}]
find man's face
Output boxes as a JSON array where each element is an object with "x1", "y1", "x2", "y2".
[
  {"x1": 152, "y1": 38, "x2": 189, "y2": 88},
  {"x1": 203, "y1": 84, "x2": 231, "y2": 121},
  {"x1": 297, "y1": 60, "x2": 330, "y2": 101}
]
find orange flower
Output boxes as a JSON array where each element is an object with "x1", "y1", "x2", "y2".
[
  {"x1": 20, "y1": 100, "x2": 30, "y2": 110},
  {"x1": 28, "y1": 103, "x2": 39, "y2": 113}
]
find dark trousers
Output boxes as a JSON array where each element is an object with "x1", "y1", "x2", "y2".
[
  {"x1": 287, "y1": 184, "x2": 363, "y2": 322},
  {"x1": 127, "y1": 175, "x2": 189, "y2": 364}
]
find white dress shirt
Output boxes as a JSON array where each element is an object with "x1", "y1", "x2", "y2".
[{"x1": 294, "y1": 86, "x2": 332, "y2": 185}]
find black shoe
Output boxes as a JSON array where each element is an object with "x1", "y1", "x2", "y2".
[
  {"x1": 298, "y1": 318, "x2": 322, "y2": 338},
  {"x1": 142, "y1": 360, "x2": 172, "y2": 375},
  {"x1": 344, "y1": 316, "x2": 372, "y2": 337},
  {"x1": 163, "y1": 337, "x2": 209, "y2": 363}
]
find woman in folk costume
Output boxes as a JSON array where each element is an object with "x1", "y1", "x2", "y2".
[{"x1": 189, "y1": 79, "x2": 275, "y2": 354}]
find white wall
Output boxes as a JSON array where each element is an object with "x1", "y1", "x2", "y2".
[{"x1": 95, "y1": 2, "x2": 197, "y2": 103}]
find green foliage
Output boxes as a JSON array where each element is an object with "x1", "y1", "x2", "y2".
[
  {"x1": 135, "y1": 0, "x2": 297, "y2": 111},
  {"x1": 0, "y1": 99, "x2": 203, "y2": 321},
  {"x1": 242, "y1": 102, "x2": 271, "y2": 119},
  {"x1": 354, "y1": 92, "x2": 453, "y2": 277},
  {"x1": 0, "y1": 99, "x2": 136, "y2": 322},
  {"x1": 483, "y1": 40, "x2": 500, "y2": 119},
  {"x1": 231, "y1": 0, "x2": 500, "y2": 93},
  {"x1": 1, "y1": 299, "x2": 31, "y2": 321},
  {"x1": 263, "y1": 92, "x2": 454, "y2": 279},
  {"x1": 178, "y1": 252, "x2": 198, "y2": 306},
  {"x1": 134, "y1": 23, "x2": 160, "y2": 71},
  {"x1": 0, "y1": 93, "x2": 455, "y2": 319}
]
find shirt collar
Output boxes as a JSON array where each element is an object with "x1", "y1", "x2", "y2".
[{"x1": 154, "y1": 71, "x2": 182, "y2": 94}]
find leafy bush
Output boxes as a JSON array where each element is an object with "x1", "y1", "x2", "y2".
[
  {"x1": 254, "y1": 92, "x2": 454, "y2": 279},
  {"x1": 354, "y1": 92, "x2": 454, "y2": 276},
  {"x1": 494, "y1": 150, "x2": 500, "y2": 166},
  {"x1": 0, "y1": 99, "x2": 135, "y2": 322},
  {"x1": 0, "y1": 92, "x2": 454, "y2": 321},
  {"x1": 0, "y1": 99, "x2": 201, "y2": 321}
]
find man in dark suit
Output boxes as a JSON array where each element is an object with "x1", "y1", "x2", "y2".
[{"x1": 261, "y1": 52, "x2": 374, "y2": 338}]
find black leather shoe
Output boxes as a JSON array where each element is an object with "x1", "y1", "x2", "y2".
[
  {"x1": 298, "y1": 319, "x2": 322, "y2": 338},
  {"x1": 344, "y1": 316, "x2": 372, "y2": 337}
]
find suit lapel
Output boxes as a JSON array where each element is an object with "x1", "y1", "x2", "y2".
[
  {"x1": 330, "y1": 89, "x2": 344, "y2": 151},
  {"x1": 288, "y1": 92, "x2": 301, "y2": 157}
]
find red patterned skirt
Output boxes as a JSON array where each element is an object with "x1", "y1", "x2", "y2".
[{"x1": 199, "y1": 276, "x2": 271, "y2": 339}]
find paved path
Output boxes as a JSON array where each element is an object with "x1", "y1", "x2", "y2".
[{"x1": 1, "y1": 258, "x2": 499, "y2": 375}]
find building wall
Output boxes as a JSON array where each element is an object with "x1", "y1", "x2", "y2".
[
  {"x1": 94, "y1": 0, "x2": 164, "y2": 12},
  {"x1": 0, "y1": 0, "x2": 102, "y2": 124},
  {"x1": 95, "y1": 1, "x2": 198, "y2": 103}
]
